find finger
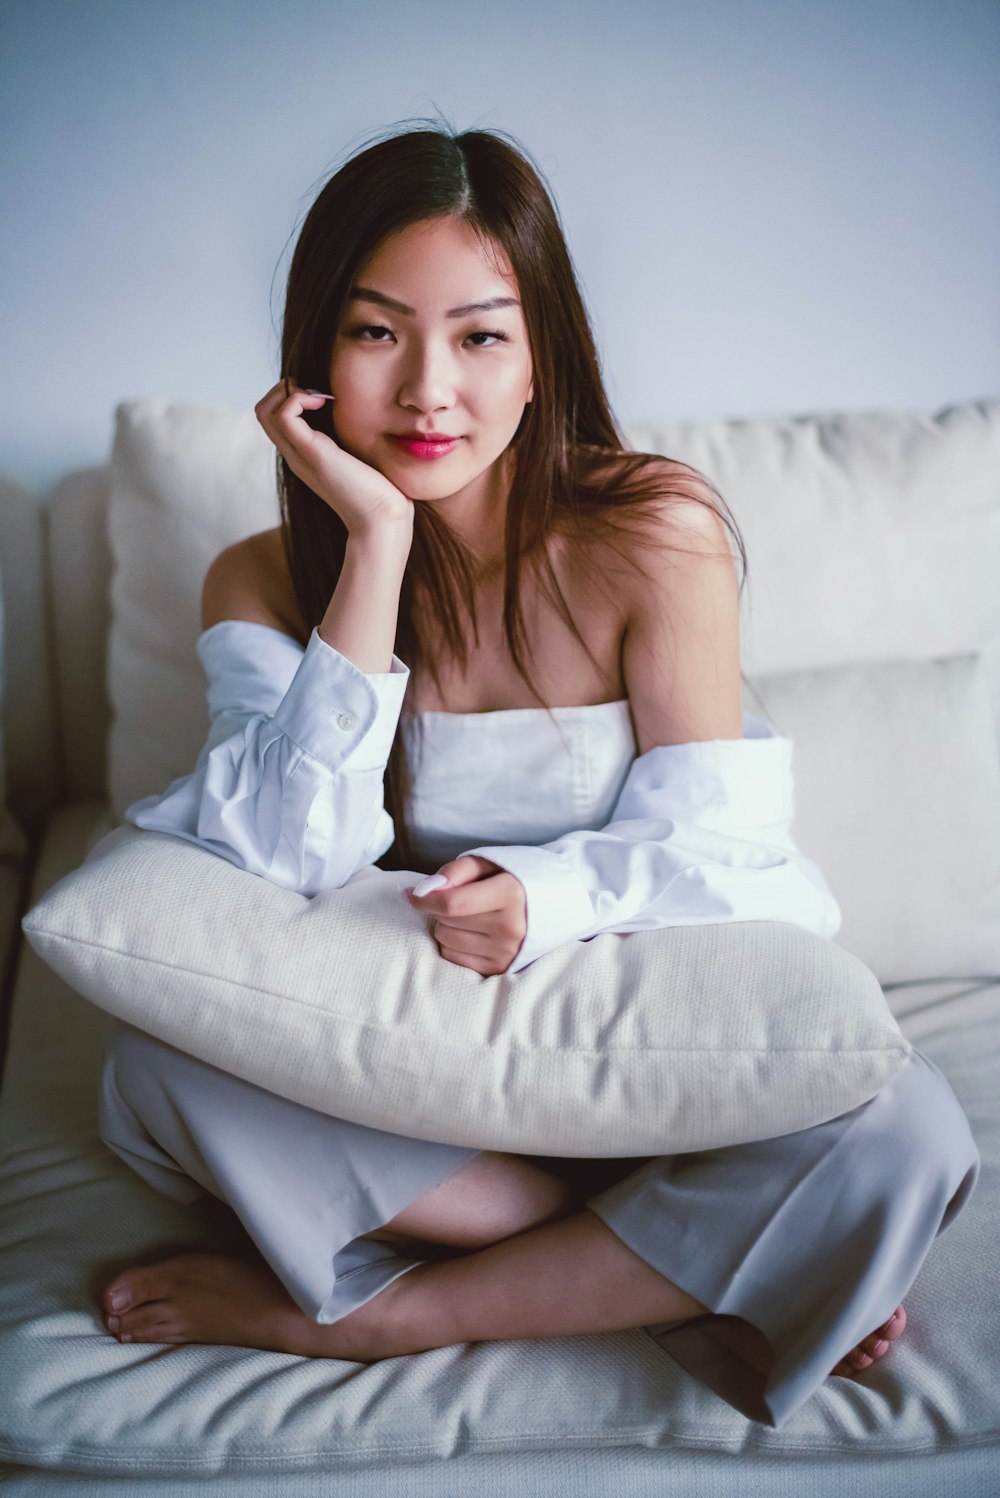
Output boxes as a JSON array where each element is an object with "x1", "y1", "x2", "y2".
[
  {"x1": 432, "y1": 902, "x2": 522, "y2": 945},
  {"x1": 435, "y1": 855, "x2": 495, "y2": 888},
  {"x1": 437, "y1": 943, "x2": 493, "y2": 976},
  {"x1": 255, "y1": 378, "x2": 308, "y2": 415},
  {"x1": 410, "y1": 879, "x2": 509, "y2": 919},
  {"x1": 272, "y1": 394, "x2": 324, "y2": 455},
  {"x1": 432, "y1": 912, "x2": 503, "y2": 946},
  {"x1": 432, "y1": 920, "x2": 492, "y2": 953},
  {"x1": 254, "y1": 381, "x2": 299, "y2": 444},
  {"x1": 409, "y1": 874, "x2": 450, "y2": 898},
  {"x1": 257, "y1": 385, "x2": 330, "y2": 467},
  {"x1": 253, "y1": 382, "x2": 287, "y2": 428},
  {"x1": 255, "y1": 380, "x2": 328, "y2": 431},
  {"x1": 274, "y1": 382, "x2": 326, "y2": 426},
  {"x1": 408, "y1": 856, "x2": 500, "y2": 907},
  {"x1": 280, "y1": 386, "x2": 331, "y2": 411}
]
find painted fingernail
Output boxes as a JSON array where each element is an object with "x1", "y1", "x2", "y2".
[{"x1": 411, "y1": 874, "x2": 448, "y2": 897}]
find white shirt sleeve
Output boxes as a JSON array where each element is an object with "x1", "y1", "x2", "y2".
[
  {"x1": 124, "y1": 619, "x2": 410, "y2": 895},
  {"x1": 457, "y1": 722, "x2": 843, "y2": 974}
]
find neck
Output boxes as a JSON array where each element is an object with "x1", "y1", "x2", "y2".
[{"x1": 423, "y1": 448, "x2": 514, "y2": 571}]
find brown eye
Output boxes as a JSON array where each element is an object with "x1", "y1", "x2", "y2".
[
  {"x1": 344, "y1": 324, "x2": 511, "y2": 347},
  {"x1": 345, "y1": 324, "x2": 392, "y2": 340}
]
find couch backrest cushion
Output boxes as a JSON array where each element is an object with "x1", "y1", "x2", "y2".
[
  {"x1": 0, "y1": 474, "x2": 57, "y2": 839},
  {"x1": 96, "y1": 394, "x2": 1000, "y2": 802},
  {"x1": 82, "y1": 394, "x2": 1000, "y2": 983},
  {"x1": 46, "y1": 467, "x2": 115, "y2": 804},
  {"x1": 106, "y1": 400, "x2": 279, "y2": 819},
  {"x1": 753, "y1": 648, "x2": 1000, "y2": 983},
  {"x1": 635, "y1": 400, "x2": 1000, "y2": 739},
  {"x1": 0, "y1": 550, "x2": 28, "y2": 859}
]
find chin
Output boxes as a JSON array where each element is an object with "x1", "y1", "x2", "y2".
[
  {"x1": 402, "y1": 485, "x2": 467, "y2": 506},
  {"x1": 389, "y1": 462, "x2": 484, "y2": 501}
]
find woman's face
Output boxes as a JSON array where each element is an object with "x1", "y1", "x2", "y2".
[{"x1": 327, "y1": 216, "x2": 534, "y2": 504}]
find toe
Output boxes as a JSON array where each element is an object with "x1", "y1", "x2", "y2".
[
  {"x1": 103, "y1": 1266, "x2": 168, "y2": 1315},
  {"x1": 831, "y1": 1344, "x2": 875, "y2": 1379},
  {"x1": 112, "y1": 1301, "x2": 174, "y2": 1338},
  {"x1": 117, "y1": 1305, "x2": 183, "y2": 1344},
  {"x1": 881, "y1": 1304, "x2": 907, "y2": 1341},
  {"x1": 841, "y1": 1304, "x2": 908, "y2": 1370}
]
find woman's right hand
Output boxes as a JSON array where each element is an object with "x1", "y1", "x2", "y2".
[{"x1": 254, "y1": 380, "x2": 415, "y2": 537}]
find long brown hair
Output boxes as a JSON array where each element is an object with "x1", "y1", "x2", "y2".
[{"x1": 275, "y1": 118, "x2": 752, "y2": 875}]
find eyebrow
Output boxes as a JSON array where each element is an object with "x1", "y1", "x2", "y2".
[{"x1": 347, "y1": 285, "x2": 521, "y2": 318}]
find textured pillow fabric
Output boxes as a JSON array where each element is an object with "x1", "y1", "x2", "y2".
[
  {"x1": 22, "y1": 823, "x2": 909, "y2": 1157},
  {"x1": 746, "y1": 650, "x2": 1000, "y2": 985}
]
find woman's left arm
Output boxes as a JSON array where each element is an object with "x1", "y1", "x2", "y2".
[{"x1": 452, "y1": 498, "x2": 843, "y2": 973}]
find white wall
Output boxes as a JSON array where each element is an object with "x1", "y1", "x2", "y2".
[{"x1": 2, "y1": 0, "x2": 997, "y2": 493}]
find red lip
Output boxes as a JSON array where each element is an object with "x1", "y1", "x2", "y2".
[
  {"x1": 391, "y1": 432, "x2": 461, "y2": 441},
  {"x1": 389, "y1": 434, "x2": 461, "y2": 460}
]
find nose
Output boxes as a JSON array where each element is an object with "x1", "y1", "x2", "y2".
[{"x1": 397, "y1": 337, "x2": 458, "y2": 415}]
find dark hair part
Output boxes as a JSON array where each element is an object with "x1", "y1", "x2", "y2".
[{"x1": 275, "y1": 117, "x2": 754, "y2": 874}]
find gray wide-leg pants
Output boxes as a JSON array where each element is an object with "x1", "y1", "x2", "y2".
[{"x1": 98, "y1": 1020, "x2": 979, "y2": 1428}]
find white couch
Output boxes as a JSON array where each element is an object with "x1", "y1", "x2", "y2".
[{"x1": 0, "y1": 396, "x2": 998, "y2": 1495}]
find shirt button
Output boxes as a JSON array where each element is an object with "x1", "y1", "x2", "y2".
[{"x1": 336, "y1": 711, "x2": 358, "y2": 731}]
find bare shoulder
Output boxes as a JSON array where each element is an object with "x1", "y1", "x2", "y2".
[
  {"x1": 612, "y1": 459, "x2": 744, "y2": 750},
  {"x1": 573, "y1": 456, "x2": 735, "y2": 613},
  {"x1": 626, "y1": 456, "x2": 730, "y2": 543},
  {"x1": 200, "y1": 525, "x2": 306, "y2": 639}
]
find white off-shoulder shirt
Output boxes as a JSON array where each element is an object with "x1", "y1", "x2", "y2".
[{"x1": 124, "y1": 619, "x2": 843, "y2": 974}]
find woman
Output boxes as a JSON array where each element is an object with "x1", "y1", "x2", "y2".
[{"x1": 97, "y1": 122, "x2": 979, "y2": 1428}]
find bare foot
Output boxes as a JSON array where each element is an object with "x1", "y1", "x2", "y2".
[
  {"x1": 830, "y1": 1304, "x2": 907, "y2": 1379},
  {"x1": 100, "y1": 1251, "x2": 415, "y2": 1362},
  {"x1": 100, "y1": 1250, "x2": 908, "y2": 1382}
]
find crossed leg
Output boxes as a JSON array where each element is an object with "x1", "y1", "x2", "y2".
[{"x1": 100, "y1": 1150, "x2": 903, "y2": 1377}]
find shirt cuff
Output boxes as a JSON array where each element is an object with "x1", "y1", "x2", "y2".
[
  {"x1": 270, "y1": 626, "x2": 409, "y2": 774},
  {"x1": 457, "y1": 842, "x2": 596, "y2": 974}
]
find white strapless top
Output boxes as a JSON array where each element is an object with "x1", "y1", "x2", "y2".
[
  {"x1": 400, "y1": 699, "x2": 637, "y2": 869},
  {"x1": 125, "y1": 619, "x2": 843, "y2": 975}
]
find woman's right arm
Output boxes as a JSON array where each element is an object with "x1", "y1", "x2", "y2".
[
  {"x1": 124, "y1": 520, "x2": 415, "y2": 895},
  {"x1": 127, "y1": 378, "x2": 420, "y2": 892}
]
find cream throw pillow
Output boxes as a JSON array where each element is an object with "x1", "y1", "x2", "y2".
[
  {"x1": 22, "y1": 823, "x2": 909, "y2": 1156},
  {"x1": 747, "y1": 649, "x2": 1000, "y2": 985}
]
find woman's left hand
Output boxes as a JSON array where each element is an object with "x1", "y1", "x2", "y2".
[{"x1": 405, "y1": 855, "x2": 527, "y2": 976}]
